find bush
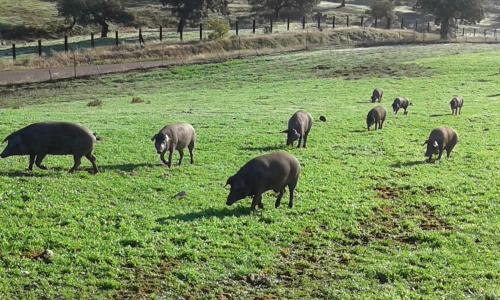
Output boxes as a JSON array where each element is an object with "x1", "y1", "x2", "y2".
[
  {"x1": 370, "y1": 0, "x2": 395, "y2": 19},
  {"x1": 207, "y1": 19, "x2": 230, "y2": 40},
  {"x1": 87, "y1": 99, "x2": 103, "y2": 107}
]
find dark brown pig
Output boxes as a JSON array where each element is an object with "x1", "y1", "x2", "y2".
[
  {"x1": 152, "y1": 123, "x2": 196, "y2": 168},
  {"x1": 450, "y1": 96, "x2": 464, "y2": 115},
  {"x1": 226, "y1": 152, "x2": 300, "y2": 210},
  {"x1": 0, "y1": 122, "x2": 99, "y2": 173},
  {"x1": 371, "y1": 88, "x2": 383, "y2": 103},
  {"x1": 282, "y1": 110, "x2": 313, "y2": 148},
  {"x1": 423, "y1": 127, "x2": 458, "y2": 162},
  {"x1": 392, "y1": 97, "x2": 411, "y2": 115},
  {"x1": 366, "y1": 106, "x2": 387, "y2": 131}
]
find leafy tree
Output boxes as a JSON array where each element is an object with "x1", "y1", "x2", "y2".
[
  {"x1": 416, "y1": 0, "x2": 484, "y2": 39},
  {"x1": 370, "y1": 0, "x2": 395, "y2": 20},
  {"x1": 57, "y1": 0, "x2": 133, "y2": 37},
  {"x1": 161, "y1": 0, "x2": 229, "y2": 22},
  {"x1": 249, "y1": 0, "x2": 320, "y2": 18}
]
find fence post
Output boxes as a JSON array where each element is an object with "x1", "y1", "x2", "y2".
[
  {"x1": 462, "y1": 27, "x2": 465, "y2": 36},
  {"x1": 287, "y1": 17, "x2": 290, "y2": 31},
  {"x1": 64, "y1": 35, "x2": 68, "y2": 52},
  {"x1": 387, "y1": 18, "x2": 391, "y2": 29},
  {"x1": 199, "y1": 23, "x2": 203, "y2": 40},
  {"x1": 427, "y1": 22, "x2": 430, "y2": 33},
  {"x1": 270, "y1": 18, "x2": 273, "y2": 33},
  {"x1": 400, "y1": 17, "x2": 404, "y2": 29},
  {"x1": 346, "y1": 15, "x2": 349, "y2": 27},
  {"x1": 333, "y1": 16, "x2": 336, "y2": 29},
  {"x1": 484, "y1": 29, "x2": 487, "y2": 40},
  {"x1": 473, "y1": 28, "x2": 476, "y2": 37},
  {"x1": 317, "y1": 14, "x2": 321, "y2": 29},
  {"x1": 252, "y1": 19, "x2": 256, "y2": 34},
  {"x1": 415, "y1": 20, "x2": 418, "y2": 31},
  {"x1": 495, "y1": 29, "x2": 497, "y2": 40},
  {"x1": 12, "y1": 44, "x2": 16, "y2": 60},
  {"x1": 236, "y1": 20, "x2": 239, "y2": 36},
  {"x1": 374, "y1": 17, "x2": 378, "y2": 28},
  {"x1": 160, "y1": 26, "x2": 163, "y2": 41},
  {"x1": 116, "y1": 30, "x2": 119, "y2": 46},
  {"x1": 91, "y1": 33, "x2": 95, "y2": 48},
  {"x1": 302, "y1": 16, "x2": 306, "y2": 29},
  {"x1": 38, "y1": 40, "x2": 42, "y2": 56},
  {"x1": 360, "y1": 16, "x2": 364, "y2": 27}
]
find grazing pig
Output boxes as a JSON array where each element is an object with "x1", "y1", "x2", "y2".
[
  {"x1": 371, "y1": 88, "x2": 383, "y2": 103},
  {"x1": 151, "y1": 123, "x2": 195, "y2": 168},
  {"x1": 282, "y1": 110, "x2": 313, "y2": 148},
  {"x1": 366, "y1": 106, "x2": 387, "y2": 131},
  {"x1": 226, "y1": 151, "x2": 300, "y2": 209},
  {"x1": 450, "y1": 96, "x2": 464, "y2": 115},
  {"x1": 423, "y1": 127, "x2": 458, "y2": 162},
  {"x1": 392, "y1": 97, "x2": 411, "y2": 115},
  {"x1": 0, "y1": 122, "x2": 99, "y2": 173}
]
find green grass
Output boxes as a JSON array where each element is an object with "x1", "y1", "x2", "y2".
[{"x1": 0, "y1": 43, "x2": 499, "y2": 298}]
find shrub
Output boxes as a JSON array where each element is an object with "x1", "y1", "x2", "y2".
[
  {"x1": 370, "y1": 0, "x2": 395, "y2": 19},
  {"x1": 207, "y1": 19, "x2": 230, "y2": 40},
  {"x1": 87, "y1": 99, "x2": 103, "y2": 107}
]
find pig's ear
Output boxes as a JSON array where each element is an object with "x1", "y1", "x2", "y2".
[
  {"x1": 281, "y1": 129, "x2": 289, "y2": 134},
  {"x1": 151, "y1": 134, "x2": 157, "y2": 142},
  {"x1": 422, "y1": 140, "x2": 428, "y2": 146}
]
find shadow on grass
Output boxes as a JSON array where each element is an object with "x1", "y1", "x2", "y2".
[
  {"x1": 487, "y1": 93, "x2": 500, "y2": 98},
  {"x1": 429, "y1": 114, "x2": 449, "y2": 117},
  {"x1": 350, "y1": 129, "x2": 367, "y2": 133},
  {"x1": 101, "y1": 163, "x2": 159, "y2": 172},
  {"x1": 0, "y1": 170, "x2": 54, "y2": 178},
  {"x1": 241, "y1": 145, "x2": 285, "y2": 151},
  {"x1": 158, "y1": 206, "x2": 251, "y2": 223},
  {"x1": 391, "y1": 160, "x2": 427, "y2": 168}
]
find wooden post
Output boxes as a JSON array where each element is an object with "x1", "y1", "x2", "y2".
[
  {"x1": 199, "y1": 23, "x2": 203, "y2": 40},
  {"x1": 252, "y1": 19, "x2": 256, "y2": 34},
  {"x1": 473, "y1": 28, "x2": 476, "y2": 37},
  {"x1": 360, "y1": 16, "x2": 364, "y2": 27},
  {"x1": 64, "y1": 35, "x2": 68, "y2": 52},
  {"x1": 387, "y1": 18, "x2": 391, "y2": 29},
  {"x1": 317, "y1": 14, "x2": 321, "y2": 29},
  {"x1": 160, "y1": 26, "x2": 163, "y2": 41},
  {"x1": 427, "y1": 22, "x2": 430, "y2": 33},
  {"x1": 400, "y1": 17, "x2": 404, "y2": 29},
  {"x1": 302, "y1": 16, "x2": 306, "y2": 29},
  {"x1": 346, "y1": 15, "x2": 349, "y2": 27},
  {"x1": 38, "y1": 40, "x2": 42, "y2": 56},
  {"x1": 287, "y1": 17, "x2": 290, "y2": 31},
  {"x1": 116, "y1": 31, "x2": 119, "y2": 46},
  {"x1": 12, "y1": 44, "x2": 16, "y2": 60},
  {"x1": 415, "y1": 20, "x2": 418, "y2": 31},
  {"x1": 236, "y1": 20, "x2": 239, "y2": 36},
  {"x1": 91, "y1": 33, "x2": 95, "y2": 48},
  {"x1": 332, "y1": 16, "x2": 336, "y2": 29},
  {"x1": 270, "y1": 18, "x2": 273, "y2": 33},
  {"x1": 374, "y1": 17, "x2": 378, "y2": 28},
  {"x1": 180, "y1": 24, "x2": 184, "y2": 41}
]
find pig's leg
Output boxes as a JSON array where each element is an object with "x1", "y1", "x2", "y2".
[
  {"x1": 288, "y1": 182, "x2": 297, "y2": 208},
  {"x1": 178, "y1": 149, "x2": 184, "y2": 166},
  {"x1": 459, "y1": 106, "x2": 462, "y2": 115},
  {"x1": 188, "y1": 142, "x2": 195, "y2": 164},
  {"x1": 69, "y1": 155, "x2": 82, "y2": 173},
  {"x1": 85, "y1": 153, "x2": 99, "y2": 174},
  {"x1": 251, "y1": 194, "x2": 262, "y2": 210},
  {"x1": 297, "y1": 135, "x2": 302, "y2": 148},
  {"x1": 27, "y1": 154, "x2": 35, "y2": 171},
  {"x1": 35, "y1": 153, "x2": 47, "y2": 170},
  {"x1": 437, "y1": 144, "x2": 444, "y2": 160},
  {"x1": 167, "y1": 150, "x2": 173, "y2": 168},
  {"x1": 160, "y1": 150, "x2": 168, "y2": 165},
  {"x1": 303, "y1": 132, "x2": 309, "y2": 148},
  {"x1": 275, "y1": 189, "x2": 285, "y2": 208}
]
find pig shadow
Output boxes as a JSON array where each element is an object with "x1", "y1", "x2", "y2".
[
  {"x1": 487, "y1": 93, "x2": 500, "y2": 98},
  {"x1": 350, "y1": 129, "x2": 366, "y2": 133},
  {"x1": 429, "y1": 114, "x2": 449, "y2": 117},
  {"x1": 241, "y1": 145, "x2": 285, "y2": 151},
  {"x1": 0, "y1": 170, "x2": 54, "y2": 178},
  {"x1": 391, "y1": 160, "x2": 427, "y2": 168},
  {"x1": 159, "y1": 206, "x2": 251, "y2": 223},
  {"x1": 101, "y1": 163, "x2": 158, "y2": 172}
]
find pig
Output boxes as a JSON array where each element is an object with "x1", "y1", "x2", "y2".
[
  {"x1": 450, "y1": 96, "x2": 464, "y2": 115},
  {"x1": 282, "y1": 110, "x2": 313, "y2": 148},
  {"x1": 0, "y1": 122, "x2": 99, "y2": 173},
  {"x1": 423, "y1": 127, "x2": 458, "y2": 162},
  {"x1": 151, "y1": 123, "x2": 195, "y2": 168},
  {"x1": 371, "y1": 88, "x2": 383, "y2": 103},
  {"x1": 392, "y1": 97, "x2": 411, "y2": 115},
  {"x1": 226, "y1": 151, "x2": 300, "y2": 210},
  {"x1": 366, "y1": 106, "x2": 387, "y2": 131}
]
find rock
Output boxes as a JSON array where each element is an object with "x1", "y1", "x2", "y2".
[{"x1": 41, "y1": 249, "x2": 54, "y2": 261}]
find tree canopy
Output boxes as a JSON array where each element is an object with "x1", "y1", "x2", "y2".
[
  {"x1": 249, "y1": 0, "x2": 320, "y2": 18},
  {"x1": 57, "y1": 0, "x2": 133, "y2": 37},
  {"x1": 160, "y1": 0, "x2": 229, "y2": 21},
  {"x1": 370, "y1": 0, "x2": 395, "y2": 20},
  {"x1": 417, "y1": 0, "x2": 484, "y2": 39}
]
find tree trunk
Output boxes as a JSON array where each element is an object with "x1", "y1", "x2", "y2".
[
  {"x1": 440, "y1": 17, "x2": 450, "y2": 40},
  {"x1": 337, "y1": 0, "x2": 346, "y2": 8},
  {"x1": 100, "y1": 21, "x2": 109, "y2": 38}
]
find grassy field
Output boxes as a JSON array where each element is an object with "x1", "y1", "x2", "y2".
[{"x1": 0, "y1": 43, "x2": 499, "y2": 298}]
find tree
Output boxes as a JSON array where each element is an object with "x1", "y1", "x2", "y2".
[
  {"x1": 249, "y1": 0, "x2": 320, "y2": 18},
  {"x1": 57, "y1": 0, "x2": 133, "y2": 38},
  {"x1": 416, "y1": 0, "x2": 484, "y2": 39},
  {"x1": 337, "y1": 0, "x2": 346, "y2": 8},
  {"x1": 161, "y1": 0, "x2": 229, "y2": 22},
  {"x1": 370, "y1": 0, "x2": 395, "y2": 20}
]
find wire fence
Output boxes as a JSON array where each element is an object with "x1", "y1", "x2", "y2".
[{"x1": 2, "y1": 14, "x2": 499, "y2": 61}]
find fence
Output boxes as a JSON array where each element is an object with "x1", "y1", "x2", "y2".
[{"x1": 2, "y1": 14, "x2": 499, "y2": 61}]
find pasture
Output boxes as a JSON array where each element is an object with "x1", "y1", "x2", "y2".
[{"x1": 0, "y1": 43, "x2": 499, "y2": 298}]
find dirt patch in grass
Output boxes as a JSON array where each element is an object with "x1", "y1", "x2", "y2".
[
  {"x1": 313, "y1": 63, "x2": 434, "y2": 80},
  {"x1": 375, "y1": 186, "x2": 402, "y2": 200}
]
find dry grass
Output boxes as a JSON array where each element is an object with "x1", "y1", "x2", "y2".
[{"x1": 0, "y1": 28, "x2": 441, "y2": 72}]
